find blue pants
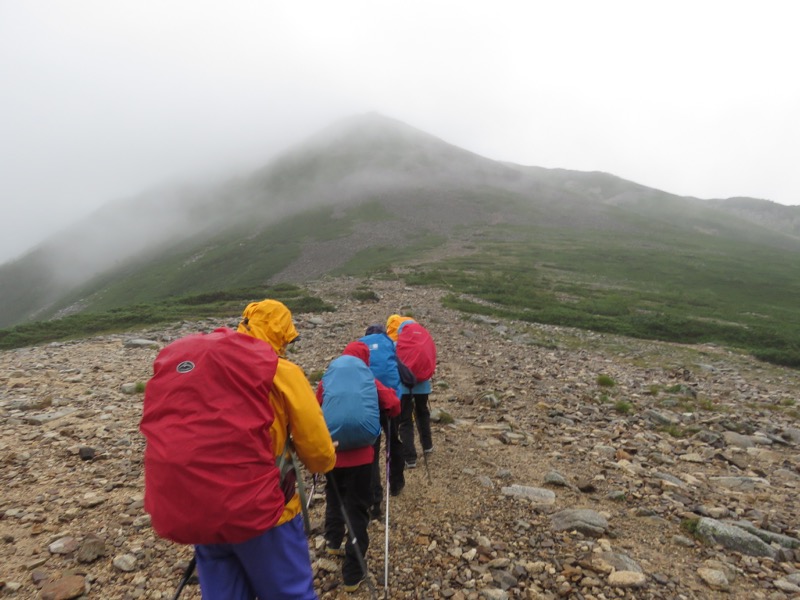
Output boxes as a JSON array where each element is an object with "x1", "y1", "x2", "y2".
[{"x1": 194, "y1": 514, "x2": 317, "y2": 600}]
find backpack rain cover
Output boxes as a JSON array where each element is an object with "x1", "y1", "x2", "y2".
[
  {"x1": 395, "y1": 322, "x2": 437, "y2": 382},
  {"x1": 321, "y1": 354, "x2": 381, "y2": 450},
  {"x1": 140, "y1": 328, "x2": 284, "y2": 545}
]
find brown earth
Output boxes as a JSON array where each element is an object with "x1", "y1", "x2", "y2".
[{"x1": 2, "y1": 277, "x2": 800, "y2": 600}]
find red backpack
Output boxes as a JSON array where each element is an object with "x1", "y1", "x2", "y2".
[
  {"x1": 395, "y1": 322, "x2": 437, "y2": 383},
  {"x1": 140, "y1": 328, "x2": 286, "y2": 544}
]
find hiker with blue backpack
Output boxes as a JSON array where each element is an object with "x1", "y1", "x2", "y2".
[
  {"x1": 316, "y1": 340, "x2": 400, "y2": 593},
  {"x1": 386, "y1": 314, "x2": 437, "y2": 470},
  {"x1": 140, "y1": 299, "x2": 336, "y2": 600},
  {"x1": 360, "y1": 323, "x2": 407, "y2": 513}
]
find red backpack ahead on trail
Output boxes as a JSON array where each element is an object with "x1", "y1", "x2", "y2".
[
  {"x1": 395, "y1": 321, "x2": 437, "y2": 383},
  {"x1": 139, "y1": 328, "x2": 286, "y2": 545}
]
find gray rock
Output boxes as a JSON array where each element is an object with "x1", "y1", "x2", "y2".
[
  {"x1": 500, "y1": 485, "x2": 555, "y2": 505},
  {"x1": 113, "y1": 553, "x2": 138, "y2": 572},
  {"x1": 781, "y1": 427, "x2": 800, "y2": 444},
  {"x1": 23, "y1": 408, "x2": 79, "y2": 425},
  {"x1": 76, "y1": 534, "x2": 107, "y2": 563},
  {"x1": 774, "y1": 578, "x2": 800, "y2": 593},
  {"x1": 709, "y1": 476, "x2": 769, "y2": 492},
  {"x1": 726, "y1": 520, "x2": 800, "y2": 549},
  {"x1": 542, "y1": 471, "x2": 569, "y2": 487},
  {"x1": 551, "y1": 509, "x2": 609, "y2": 537},
  {"x1": 643, "y1": 409, "x2": 679, "y2": 426},
  {"x1": 723, "y1": 431, "x2": 757, "y2": 448},
  {"x1": 695, "y1": 517, "x2": 778, "y2": 558},
  {"x1": 48, "y1": 536, "x2": 78, "y2": 554},
  {"x1": 697, "y1": 567, "x2": 729, "y2": 590},
  {"x1": 124, "y1": 338, "x2": 161, "y2": 348},
  {"x1": 595, "y1": 551, "x2": 642, "y2": 573}
]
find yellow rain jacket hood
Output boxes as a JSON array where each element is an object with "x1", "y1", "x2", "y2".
[
  {"x1": 238, "y1": 299, "x2": 299, "y2": 356},
  {"x1": 386, "y1": 314, "x2": 415, "y2": 341},
  {"x1": 237, "y1": 298, "x2": 335, "y2": 526}
]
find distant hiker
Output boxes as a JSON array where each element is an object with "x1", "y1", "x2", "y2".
[
  {"x1": 316, "y1": 340, "x2": 401, "y2": 593},
  {"x1": 360, "y1": 323, "x2": 407, "y2": 513},
  {"x1": 386, "y1": 314, "x2": 437, "y2": 469},
  {"x1": 140, "y1": 299, "x2": 336, "y2": 600}
]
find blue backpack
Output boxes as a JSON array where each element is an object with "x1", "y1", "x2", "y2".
[
  {"x1": 359, "y1": 332, "x2": 401, "y2": 393},
  {"x1": 321, "y1": 355, "x2": 381, "y2": 450}
]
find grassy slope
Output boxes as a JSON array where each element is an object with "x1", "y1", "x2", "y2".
[
  {"x1": 2, "y1": 197, "x2": 799, "y2": 368},
  {"x1": 2, "y1": 115, "x2": 799, "y2": 367},
  {"x1": 405, "y1": 216, "x2": 800, "y2": 366}
]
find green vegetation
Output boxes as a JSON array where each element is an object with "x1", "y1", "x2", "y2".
[
  {"x1": 334, "y1": 233, "x2": 446, "y2": 276},
  {"x1": 2, "y1": 165, "x2": 800, "y2": 370},
  {"x1": 659, "y1": 424, "x2": 700, "y2": 438},
  {"x1": 661, "y1": 394, "x2": 727, "y2": 414},
  {"x1": 405, "y1": 225, "x2": 800, "y2": 369},
  {"x1": 307, "y1": 369, "x2": 325, "y2": 385},
  {"x1": 0, "y1": 284, "x2": 333, "y2": 350},
  {"x1": 135, "y1": 382, "x2": 146, "y2": 394},
  {"x1": 351, "y1": 288, "x2": 379, "y2": 302},
  {"x1": 680, "y1": 517, "x2": 701, "y2": 538},
  {"x1": 596, "y1": 374, "x2": 616, "y2": 387},
  {"x1": 437, "y1": 410, "x2": 455, "y2": 425},
  {"x1": 614, "y1": 400, "x2": 633, "y2": 414}
]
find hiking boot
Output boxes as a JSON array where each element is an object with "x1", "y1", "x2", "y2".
[
  {"x1": 405, "y1": 459, "x2": 417, "y2": 469},
  {"x1": 370, "y1": 503, "x2": 382, "y2": 520},
  {"x1": 389, "y1": 480, "x2": 405, "y2": 496},
  {"x1": 343, "y1": 577, "x2": 365, "y2": 593},
  {"x1": 325, "y1": 541, "x2": 344, "y2": 557},
  {"x1": 423, "y1": 445, "x2": 434, "y2": 455}
]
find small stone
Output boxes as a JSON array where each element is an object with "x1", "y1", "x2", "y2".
[
  {"x1": 78, "y1": 447, "x2": 96, "y2": 461},
  {"x1": 608, "y1": 570, "x2": 647, "y2": 588},
  {"x1": 113, "y1": 553, "x2": 137, "y2": 572},
  {"x1": 48, "y1": 536, "x2": 78, "y2": 555},
  {"x1": 697, "y1": 567, "x2": 729, "y2": 590},
  {"x1": 39, "y1": 574, "x2": 86, "y2": 600}
]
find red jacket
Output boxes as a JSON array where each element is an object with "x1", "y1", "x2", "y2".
[{"x1": 317, "y1": 341, "x2": 400, "y2": 467}]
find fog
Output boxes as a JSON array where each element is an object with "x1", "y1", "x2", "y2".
[{"x1": 1, "y1": 1, "x2": 798, "y2": 265}]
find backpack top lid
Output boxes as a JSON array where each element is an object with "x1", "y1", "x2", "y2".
[
  {"x1": 237, "y1": 299, "x2": 298, "y2": 356},
  {"x1": 386, "y1": 314, "x2": 414, "y2": 341}
]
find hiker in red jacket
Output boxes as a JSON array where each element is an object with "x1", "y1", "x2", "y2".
[{"x1": 316, "y1": 341, "x2": 400, "y2": 593}]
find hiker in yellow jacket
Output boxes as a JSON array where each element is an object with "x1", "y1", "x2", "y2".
[
  {"x1": 194, "y1": 299, "x2": 336, "y2": 600},
  {"x1": 386, "y1": 314, "x2": 434, "y2": 472}
]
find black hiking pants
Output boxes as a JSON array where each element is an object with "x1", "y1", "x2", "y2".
[
  {"x1": 399, "y1": 393, "x2": 432, "y2": 463},
  {"x1": 324, "y1": 463, "x2": 371, "y2": 587},
  {"x1": 370, "y1": 414, "x2": 405, "y2": 506}
]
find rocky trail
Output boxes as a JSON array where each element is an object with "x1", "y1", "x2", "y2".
[{"x1": 2, "y1": 277, "x2": 800, "y2": 599}]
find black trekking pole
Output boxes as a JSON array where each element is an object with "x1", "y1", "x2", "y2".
[{"x1": 172, "y1": 555, "x2": 196, "y2": 600}]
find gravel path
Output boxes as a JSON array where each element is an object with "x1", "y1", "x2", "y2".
[{"x1": 2, "y1": 277, "x2": 800, "y2": 599}]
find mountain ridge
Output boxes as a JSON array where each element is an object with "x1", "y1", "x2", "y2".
[{"x1": 1, "y1": 112, "x2": 798, "y2": 329}]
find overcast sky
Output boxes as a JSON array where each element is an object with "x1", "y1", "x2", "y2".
[{"x1": 1, "y1": 1, "x2": 798, "y2": 264}]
